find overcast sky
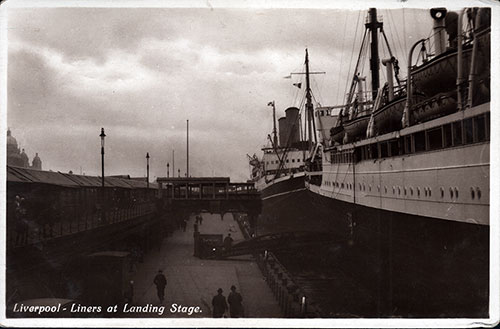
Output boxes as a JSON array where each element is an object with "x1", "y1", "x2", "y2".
[{"x1": 5, "y1": 4, "x2": 435, "y2": 181}]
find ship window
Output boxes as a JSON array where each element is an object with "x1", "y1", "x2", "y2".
[
  {"x1": 440, "y1": 187, "x2": 444, "y2": 198},
  {"x1": 450, "y1": 187, "x2": 454, "y2": 198},
  {"x1": 414, "y1": 131, "x2": 426, "y2": 152},
  {"x1": 486, "y1": 112, "x2": 490, "y2": 140},
  {"x1": 341, "y1": 183, "x2": 344, "y2": 189},
  {"x1": 404, "y1": 135, "x2": 413, "y2": 154},
  {"x1": 384, "y1": 186, "x2": 388, "y2": 194},
  {"x1": 464, "y1": 118, "x2": 474, "y2": 144},
  {"x1": 452, "y1": 121, "x2": 463, "y2": 146},
  {"x1": 443, "y1": 124, "x2": 452, "y2": 148},
  {"x1": 389, "y1": 140, "x2": 399, "y2": 156},
  {"x1": 428, "y1": 187, "x2": 432, "y2": 197},
  {"x1": 471, "y1": 187, "x2": 475, "y2": 200},
  {"x1": 292, "y1": 159, "x2": 295, "y2": 162},
  {"x1": 370, "y1": 144, "x2": 378, "y2": 159},
  {"x1": 477, "y1": 188, "x2": 481, "y2": 199},
  {"x1": 474, "y1": 115, "x2": 486, "y2": 142},
  {"x1": 379, "y1": 142, "x2": 388, "y2": 158},
  {"x1": 286, "y1": 159, "x2": 289, "y2": 163},
  {"x1": 417, "y1": 187, "x2": 421, "y2": 197},
  {"x1": 427, "y1": 127, "x2": 443, "y2": 150},
  {"x1": 454, "y1": 187, "x2": 459, "y2": 198}
]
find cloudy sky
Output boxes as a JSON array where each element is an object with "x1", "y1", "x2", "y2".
[{"x1": 5, "y1": 3, "x2": 434, "y2": 181}]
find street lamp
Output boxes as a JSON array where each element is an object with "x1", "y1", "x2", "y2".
[
  {"x1": 167, "y1": 162, "x2": 170, "y2": 178},
  {"x1": 100, "y1": 128, "x2": 106, "y2": 188},
  {"x1": 99, "y1": 127, "x2": 106, "y2": 223},
  {"x1": 146, "y1": 152, "x2": 150, "y2": 189}
]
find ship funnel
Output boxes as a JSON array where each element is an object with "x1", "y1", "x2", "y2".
[
  {"x1": 278, "y1": 117, "x2": 288, "y2": 147},
  {"x1": 430, "y1": 8, "x2": 448, "y2": 55},
  {"x1": 285, "y1": 107, "x2": 300, "y2": 147}
]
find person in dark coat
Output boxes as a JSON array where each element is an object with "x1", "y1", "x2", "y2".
[
  {"x1": 211, "y1": 288, "x2": 227, "y2": 318},
  {"x1": 227, "y1": 285, "x2": 244, "y2": 318},
  {"x1": 223, "y1": 233, "x2": 233, "y2": 251},
  {"x1": 153, "y1": 270, "x2": 167, "y2": 303}
]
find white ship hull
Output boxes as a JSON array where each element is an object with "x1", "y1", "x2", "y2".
[{"x1": 310, "y1": 103, "x2": 489, "y2": 226}]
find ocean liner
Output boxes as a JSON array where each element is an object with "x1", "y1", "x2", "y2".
[
  {"x1": 248, "y1": 49, "x2": 320, "y2": 202},
  {"x1": 252, "y1": 7, "x2": 491, "y2": 317}
]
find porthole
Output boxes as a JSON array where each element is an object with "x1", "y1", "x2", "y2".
[
  {"x1": 377, "y1": 185, "x2": 381, "y2": 192},
  {"x1": 428, "y1": 187, "x2": 432, "y2": 197},
  {"x1": 398, "y1": 187, "x2": 401, "y2": 195},
  {"x1": 417, "y1": 187, "x2": 421, "y2": 197},
  {"x1": 384, "y1": 186, "x2": 387, "y2": 194},
  {"x1": 369, "y1": 185, "x2": 372, "y2": 192},
  {"x1": 424, "y1": 188, "x2": 428, "y2": 197},
  {"x1": 471, "y1": 187, "x2": 475, "y2": 200},
  {"x1": 410, "y1": 187, "x2": 413, "y2": 196},
  {"x1": 440, "y1": 187, "x2": 444, "y2": 198},
  {"x1": 454, "y1": 187, "x2": 459, "y2": 198},
  {"x1": 404, "y1": 187, "x2": 407, "y2": 196},
  {"x1": 449, "y1": 187, "x2": 454, "y2": 199},
  {"x1": 477, "y1": 187, "x2": 481, "y2": 199},
  {"x1": 392, "y1": 186, "x2": 395, "y2": 194}
]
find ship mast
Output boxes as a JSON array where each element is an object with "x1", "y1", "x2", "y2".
[
  {"x1": 268, "y1": 101, "x2": 278, "y2": 147},
  {"x1": 366, "y1": 8, "x2": 382, "y2": 101},
  {"x1": 305, "y1": 49, "x2": 316, "y2": 149}
]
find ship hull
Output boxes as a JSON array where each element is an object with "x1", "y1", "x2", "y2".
[{"x1": 258, "y1": 184, "x2": 488, "y2": 317}]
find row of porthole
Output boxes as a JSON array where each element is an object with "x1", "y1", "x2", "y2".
[{"x1": 325, "y1": 181, "x2": 483, "y2": 201}]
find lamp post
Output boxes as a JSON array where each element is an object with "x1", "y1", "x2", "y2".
[
  {"x1": 99, "y1": 127, "x2": 106, "y2": 223},
  {"x1": 146, "y1": 152, "x2": 150, "y2": 189},
  {"x1": 100, "y1": 128, "x2": 106, "y2": 188},
  {"x1": 167, "y1": 162, "x2": 170, "y2": 178}
]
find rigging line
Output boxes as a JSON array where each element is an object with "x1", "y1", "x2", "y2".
[
  {"x1": 312, "y1": 75, "x2": 324, "y2": 106},
  {"x1": 383, "y1": 10, "x2": 400, "y2": 60},
  {"x1": 344, "y1": 26, "x2": 368, "y2": 108},
  {"x1": 387, "y1": 10, "x2": 407, "y2": 71},
  {"x1": 343, "y1": 10, "x2": 362, "y2": 105},
  {"x1": 335, "y1": 10, "x2": 349, "y2": 104},
  {"x1": 380, "y1": 33, "x2": 387, "y2": 83},
  {"x1": 402, "y1": 8, "x2": 408, "y2": 56}
]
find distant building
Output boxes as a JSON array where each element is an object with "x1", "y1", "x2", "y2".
[{"x1": 6, "y1": 128, "x2": 42, "y2": 170}]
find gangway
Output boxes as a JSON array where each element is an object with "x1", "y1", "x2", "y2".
[{"x1": 203, "y1": 231, "x2": 346, "y2": 259}]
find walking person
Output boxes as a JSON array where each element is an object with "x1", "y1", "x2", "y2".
[
  {"x1": 211, "y1": 288, "x2": 227, "y2": 318},
  {"x1": 153, "y1": 270, "x2": 167, "y2": 304},
  {"x1": 181, "y1": 218, "x2": 187, "y2": 232},
  {"x1": 223, "y1": 233, "x2": 233, "y2": 251},
  {"x1": 228, "y1": 285, "x2": 244, "y2": 318}
]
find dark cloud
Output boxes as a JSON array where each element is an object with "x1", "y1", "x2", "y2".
[{"x1": 7, "y1": 6, "x2": 434, "y2": 181}]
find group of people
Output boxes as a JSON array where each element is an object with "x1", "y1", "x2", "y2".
[
  {"x1": 212, "y1": 286, "x2": 244, "y2": 318},
  {"x1": 153, "y1": 270, "x2": 245, "y2": 318}
]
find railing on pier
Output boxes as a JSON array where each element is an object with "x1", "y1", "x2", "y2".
[
  {"x1": 234, "y1": 214, "x2": 324, "y2": 318},
  {"x1": 8, "y1": 201, "x2": 156, "y2": 250}
]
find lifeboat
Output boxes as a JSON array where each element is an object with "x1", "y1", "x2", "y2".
[
  {"x1": 330, "y1": 126, "x2": 344, "y2": 144},
  {"x1": 372, "y1": 94, "x2": 426, "y2": 134},
  {"x1": 412, "y1": 92, "x2": 457, "y2": 123},
  {"x1": 411, "y1": 47, "x2": 472, "y2": 97},
  {"x1": 343, "y1": 114, "x2": 371, "y2": 141}
]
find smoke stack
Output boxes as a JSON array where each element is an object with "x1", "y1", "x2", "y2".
[{"x1": 430, "y1": 8, "x2": 448, "y2": 55}]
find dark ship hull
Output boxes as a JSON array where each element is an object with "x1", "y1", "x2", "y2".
[{"x1": 258, "y1": 187, "x2": 489, "y2": 317}]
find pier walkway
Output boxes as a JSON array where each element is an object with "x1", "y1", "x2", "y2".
[{"x1": 131, "y1": 212, "x2": 282, "y2": 318}]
